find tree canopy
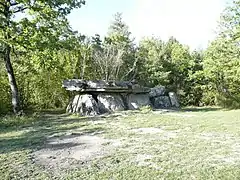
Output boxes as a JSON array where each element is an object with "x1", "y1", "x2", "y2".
[{"x1": 1, "y1": 1, "x2": 240, "y2": 114}]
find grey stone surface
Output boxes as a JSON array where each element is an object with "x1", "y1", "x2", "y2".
[
  {"x1": 169, "y1": 92, "x2": 180, "y2": 108},
  {"x1": 64, "y1": 80, "x2": 180, "y2": 115},
  {"x1": 63, "y1": 79, "x2": 150, "y2": 93},
  {"x1": 97, "y1": 94, "x2": 125, "y2": 113},
  {"x1": 151, "y1": 96, "x2": 171, "y2": 109},
  {"x1": 128, "y1": 94, "x2": 151, "y2": 110},
  {"x1": 149, "y1": 86, "x2": 166, "y2": 97},
  {"x1": 67, "y1": 94, "x2": 99, "y2": 116},
  {"x1": 63, "y1": 80, "x2": 131, "y2": 90}
]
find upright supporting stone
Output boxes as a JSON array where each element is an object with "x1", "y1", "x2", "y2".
[
  {"x1": 169, "y1": 92, "x2": 180, "y2": 108},
  {"x1": 67, "y1": 94, "x2": 99, "y2": 116},
  {"x1": 97, "y1": 94, "x2": 125, "y2": 113}
]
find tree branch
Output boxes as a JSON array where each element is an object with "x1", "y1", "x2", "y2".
[
  {"x1": 13, "y1": 6, "x2": 27, "y2": 13},
  {"x1": 10, "y1": 1, "x2": 20, "y2": 6},
  {"x1": 0, "y1": 2, "x2": 5, "y2": 6},
  {"x1": 121, "y1": 57, "x2": 138, "y2": 81}
]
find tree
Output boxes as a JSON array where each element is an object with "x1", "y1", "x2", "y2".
[
  {"x1": 136, "y1": 36, "x2": 198, "y2": 105},
  {"x1": 202, "y1": 0, "x2": 240, "y2": 107},
  {"x1": 0, "y1": 0, "x2": 85, "y2": 114},
  {"x1": 92, "y1": 43, "x2": 124, "y2": 81},
  {"x1": 104, "y1": 12, "x2": 137, "y2": 80},
  {"x1": 136, "y1": 37, "x2": 170, "y2": 86},
  {"x1": 203, "y1": 37, "x2": 240, "y2": 107}
]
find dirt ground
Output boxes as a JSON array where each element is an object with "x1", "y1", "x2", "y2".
[{"x1": 33, "y1": 131, "x2": 121, "y2": 170}]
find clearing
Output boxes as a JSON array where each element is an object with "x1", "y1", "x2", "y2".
[{"x1": 1, "y1": 108, "x2": 240, "y2": 179}]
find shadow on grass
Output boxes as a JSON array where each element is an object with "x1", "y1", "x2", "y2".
[
  {"x1": 182, "y1": 107, "x2": 223, "y2": 112},
  {"x1": 0, "y1": 112, "x2": 105, "y2": 154},
  {"x1": 39, "y1": 109, "x2": 66, "y2": 115}
]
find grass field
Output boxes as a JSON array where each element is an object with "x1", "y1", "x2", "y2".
[{"x1": 1, "y1": 107, "x2": 240, "y2": 179}]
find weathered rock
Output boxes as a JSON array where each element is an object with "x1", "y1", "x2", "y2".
[
  {"x1": 151, "y1": 96, "x2": 171, "y2": 109},
  {"x1": 97, "y1": 94, "x2": 125, "y2": 113},
  {"x1": 67, "y1": 94, "x2": 99, "y2": 116},
  {"x1": 128, "y1": 94, "x2": 151, "y2": 110},
  {"x1": 169, "y1": 92, "x2": 180, "y2": 108},
  {"x1": 63, "y1": 79, "x2": 134, "y2": 89},
  {"x1": 149, "y1": 86, "x2": 166, "y2": 97},
  {"x1": 62, "y1": 79, "x2": 150, "y2": 93},
  {"x1": 63, "y1": 80, "x2": 180, "y2": 114}
]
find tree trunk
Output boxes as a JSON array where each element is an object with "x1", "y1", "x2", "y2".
[{"x1": 4, "y1": 45, "x2": 21, "y2": 114}]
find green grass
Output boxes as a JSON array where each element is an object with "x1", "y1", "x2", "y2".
[{"x1": 1, "y1": 108, "x2": 240, "y2": 179}]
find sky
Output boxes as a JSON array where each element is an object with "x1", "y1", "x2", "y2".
[{"x1": 68, "y1": 0, "x2": 230, "y2": 50}]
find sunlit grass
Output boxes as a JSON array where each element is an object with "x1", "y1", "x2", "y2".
[{"x1": 1, "y1": 108, "x2": 240, "y2": 179}]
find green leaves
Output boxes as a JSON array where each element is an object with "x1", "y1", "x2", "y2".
[
  {"x1": 0, "y1": 0, "x2": 86, "y2": 112},
  {"x1": 1, "y1": 0, "x2": 85, "y2": 50},
  {"x1": 202, "y1": 1, "x2": 240, "y2": 107}
]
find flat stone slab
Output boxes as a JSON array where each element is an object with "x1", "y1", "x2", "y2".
[{"x1": 63, "y1": 79, "x2": 150, "y2": 93}]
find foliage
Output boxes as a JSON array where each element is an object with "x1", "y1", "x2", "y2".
[
  {"x1": 105, "y1": 13, "x2": 137, "y2": 80},
  {"x1": 136, "y1": 37, "x2": 170, "y2": 86},
  {"x1": 0, "y1": 65, "x2": 11, "y2": 113},
  {"x1": 92, "y1": 43, "x2": 124, "y2": 81},
  {"x1": 202, "y1": 0, "x2": 240, "y2": 108},
  {"x1": 1, "y1": 1, "x2": 240, "y2": 113},
  {"x1": 0, "y1": 0, "x2": 86, "y2": 114},
  {"x1": 136, "y1": 36, "x2": 199, "y2": 106}
]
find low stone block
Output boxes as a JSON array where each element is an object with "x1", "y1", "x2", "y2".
[
  {"x1": 151, "y1": 96, "x2": 171, "y2": 109},
  {"x1": 128, "y1": 94, "x2": 151, "y2": 110},
  {"x1": 169, "y1": 92, "x2": 180, "y2": 108}
]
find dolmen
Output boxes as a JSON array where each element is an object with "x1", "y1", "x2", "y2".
[{"x1": 63, "y1": 79, "x2": 179, "y2": 116}]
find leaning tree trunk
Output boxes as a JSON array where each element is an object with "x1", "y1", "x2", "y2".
[{"x1": 4, "y1": 45, "x2": 21, "y2": 114}]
